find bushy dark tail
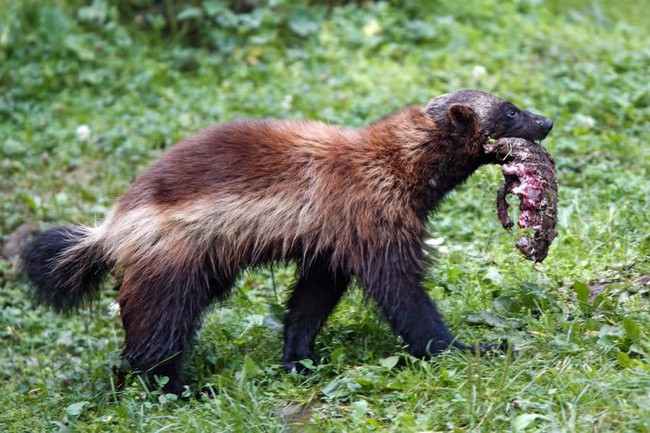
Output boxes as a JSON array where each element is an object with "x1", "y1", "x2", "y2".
[{"x1": 22, "y1": 226, "x2": 109, "y2": 313}]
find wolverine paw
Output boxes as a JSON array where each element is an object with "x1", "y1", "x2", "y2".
[{"x1": 282, "y1": 358, "x2": 314, "y2": 374}]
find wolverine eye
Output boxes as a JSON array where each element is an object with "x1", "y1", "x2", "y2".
[{"x1": 507, "y1": 109, "x2": 518, "y2": 118}]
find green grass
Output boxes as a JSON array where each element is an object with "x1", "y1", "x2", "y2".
[{"x1": 1, "y1": 0, "x2": 650, "y2": 431}]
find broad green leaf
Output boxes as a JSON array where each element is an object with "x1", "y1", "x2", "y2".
[
  {"x1": 513, "y1": 413, "x2": 545, "y2": 432},
  {"x1": 622, "y1": 317, "x2": 641, "y2": 341},
  {"x1": 617, "y1": 351, "x2": 632, "y2": 368},
  {"x1": 66, "y1": 401, "x2": 89, "y2": 417},
  {"x1": 177, "y1": 7, "x2": 203, "y2": 21},
  {"x1": 573, "y1": 281, "x2": 590, "y2": 305},
  {"x1": 465, "y1": 311, "x2": 508, "y2": 328},
  {"x1": 379, "y1": 356, "x2": 400, "y2": 369}
]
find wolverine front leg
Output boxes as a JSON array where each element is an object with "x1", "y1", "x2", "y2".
[
  {"x1": 282, "y1": 259, "x2": 350, "y2": 372},
  {"x1": 357, "y1": 244, "x2": 461, "y2": 357}
]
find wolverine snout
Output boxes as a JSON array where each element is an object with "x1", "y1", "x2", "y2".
[
  {"x1": 534, "y1": 117, "x2": 554, "y2": 140},
  {"x1": 522, "y1": 111, "x2": 554, "y2": 141},
  {"x1": 543, "y1": 118, "x2": 554, "y2": 132},
  {"x1": 538, "y1": 117, "x2": 554, "y2": 140},
  {"x1": 536, "y1": 117, "x2": 553, "y2": 132}
]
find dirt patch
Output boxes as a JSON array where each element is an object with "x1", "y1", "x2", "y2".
[{"x1": 1, "y1": 223, "x2": 38, "y2": 259}]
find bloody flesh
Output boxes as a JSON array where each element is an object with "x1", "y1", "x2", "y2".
[{"x1": 484, "y1": 137, "x2": 558, "y2": 262}]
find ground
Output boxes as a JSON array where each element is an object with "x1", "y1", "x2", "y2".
[{"x1": 1, "y1": 0, "x2": 649, "y2": 431}]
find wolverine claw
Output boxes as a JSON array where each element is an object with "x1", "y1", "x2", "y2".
[{"x1": 282, "y1": 360, "x2": 312, "y2": 374}]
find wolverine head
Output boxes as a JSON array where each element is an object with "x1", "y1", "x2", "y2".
[{"x1": 426, "y1": 89, "x2": 553, "y2": 144}]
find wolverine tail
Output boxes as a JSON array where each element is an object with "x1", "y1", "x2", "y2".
[{"x1": 22, "y1": 225, "x2": 109, "y2": 313}]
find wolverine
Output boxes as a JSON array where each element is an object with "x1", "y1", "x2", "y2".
[{"x1": 23, "y1": 90, "x2": 553, "y2": 394}]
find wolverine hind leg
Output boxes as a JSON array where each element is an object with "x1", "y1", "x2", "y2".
[
  {"x1": 117, "y1": 257, "x2": 234, "y2": 395},
  {"x1": 282, "y1": 258, "x2": 350, "y2": 372}
]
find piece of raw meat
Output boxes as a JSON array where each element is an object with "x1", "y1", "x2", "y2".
[{"x1": 484, "y1": 137, "x2": 558, "y2": 262}]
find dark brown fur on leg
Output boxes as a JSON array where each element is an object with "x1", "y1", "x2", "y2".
[
  {"x1": 118, "y1": 256, "x2": 235, "y2": 394},
  {"x1": 356, "y1": 240, "x2": 457, "y2": 357},
  {"x1": 356, "y1": 240, "x2": 507, "y2": 357},
  {"x1": 282, "y1": 258, "x2": 350, "y2": 372}
]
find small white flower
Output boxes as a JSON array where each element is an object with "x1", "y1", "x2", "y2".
[
  {"x1": 108, "y1": 301, "x2": 121, "y2": 317},
  {"x1": 472, "y1": 65, "x2": 487, "y2": 80},
  {"x1": 425, "y1": 237, "x2": 445, "y2": 247},
  {"x1": 281, "y1": 95, "x2": 293, "y2": 111},
  {"x1": 75, "y1": 124, "x2": 91, "y2": 141},
  {"x1": 436, "y1": 16, "x2": 456, "y2": 27},
  {"x1": 363, "y1": 20, "x2": 382, "y2": 36},
  {"x1": 573, "y1": 113, "x2": 596, "y2": 130},
  {"x1": 424, "y1": 237, "x2": 449, "y2": 254},
  {"x1": 179, "y1": 114, "x2": 192, "y2": 127}
]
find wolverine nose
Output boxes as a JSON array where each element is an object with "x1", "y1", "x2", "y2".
[{"x1": 545, "y1": 119, "x2": 554, "y2": 131}]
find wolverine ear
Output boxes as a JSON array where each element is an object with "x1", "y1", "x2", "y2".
[{"x1": 448, "y1": 103, "x2": 479, "y2": 136}]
